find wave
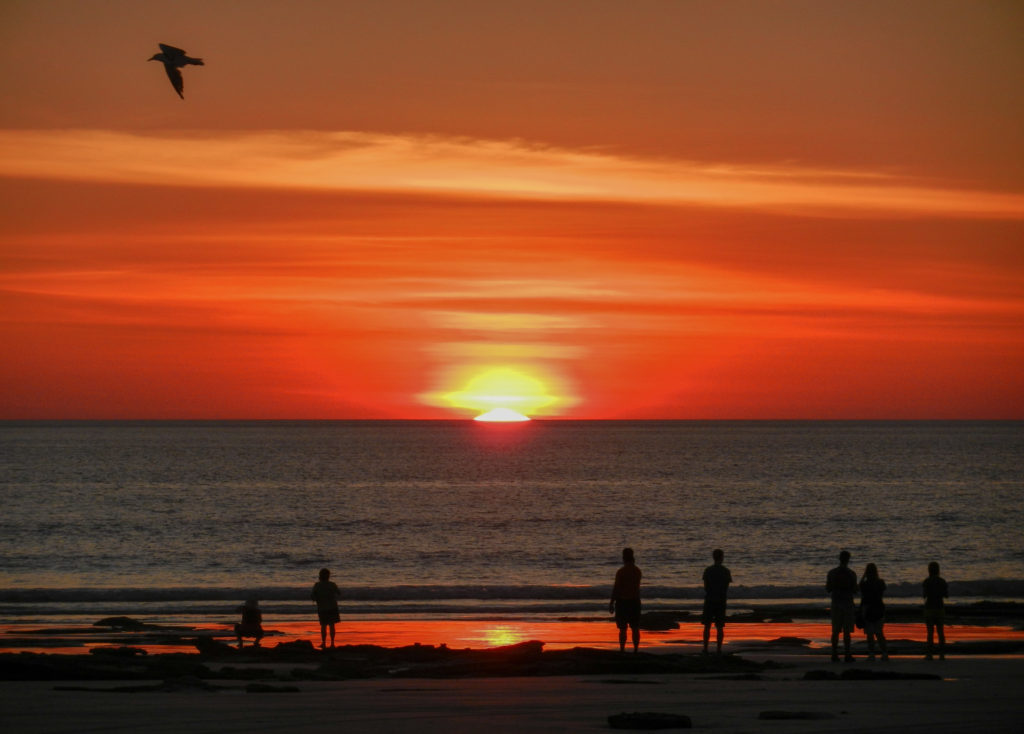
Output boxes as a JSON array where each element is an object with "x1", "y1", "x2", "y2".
[{"x1": 2, "y1": 580, "x2": 1023, "y2": 605}]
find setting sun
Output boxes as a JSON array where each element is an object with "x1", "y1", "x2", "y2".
[
  {"x1": 474, "y1": 407, "x2": 530, "y2": 422},
  {"x1": 423, "y1": 365, "x2": 576, "y2": 419}
]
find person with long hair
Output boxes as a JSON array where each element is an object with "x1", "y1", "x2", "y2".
[{"x1": 859, "y1": 563, "x2": 888, "y2": 661}]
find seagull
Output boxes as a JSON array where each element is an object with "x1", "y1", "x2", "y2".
[{"x1": 148, "y1": 43, "x2": 204, "y2": 99}]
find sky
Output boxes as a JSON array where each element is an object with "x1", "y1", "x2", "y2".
[{"x1": 1, "y1": 0, "x2": 1022, "y2": 419}]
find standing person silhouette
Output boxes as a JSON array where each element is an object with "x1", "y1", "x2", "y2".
[
  {"x1": 702, "y1": 549, "x2": 732, "y2": 655},
  {"x1": 311, "y1": 568, "x2": 341, "y2": 649},
  {"x1": 923, "y1": 561, "x2": 949, "y2": 660},
  {"x1": 826, "y1": 550, "x2": 858, "y2": 662},
  {"x1": 609, "y1": 547, "x2": 642, "y2": 653},
  {"x1": 859, "y1": 563, "x2": 889, "y2": 661}
]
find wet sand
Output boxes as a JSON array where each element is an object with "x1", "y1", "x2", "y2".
[{"x1": 1, "y1": 653, "x2": 1022, "y2": 733}]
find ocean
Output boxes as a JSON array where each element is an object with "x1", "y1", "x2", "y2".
[{"x1": 1, "y1": 421, "x2": 1022, "y2": 631}]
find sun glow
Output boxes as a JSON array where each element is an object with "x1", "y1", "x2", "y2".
[
  {"x1": 425, "y1": 365, "x2": 575, "y2": 419},
  {"x1": 474, "y1": 408, "x2": 530, "y2": 422}
]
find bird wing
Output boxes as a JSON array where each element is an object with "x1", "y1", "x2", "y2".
[
  {"x1": 163, "y1": 64, "x2": 185, "y2": 98},
  {"x1": 158, "y1": 43, "x2": 186, "y2": 61}
]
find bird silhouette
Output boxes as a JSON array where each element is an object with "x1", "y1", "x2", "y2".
[{"x1": 148, "y1": 43, "x2": 204, "y2": 99}]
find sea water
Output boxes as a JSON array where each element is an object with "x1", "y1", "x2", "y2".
[{"x1": 1, "y1": 421, "x2": 1022, "y2": 625}]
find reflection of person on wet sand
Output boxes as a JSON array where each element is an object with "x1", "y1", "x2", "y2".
[
  {"x1": 923, "y1": 561, "x2": 949, "y2": 660},
  {"x1": 609, "y1": 547, "x2": 642, "y2": 653},
  {"x1": 826, "y1": 550, "x2": 858, "y2": 662},
  {"x1": 859, "y1": 563, "x2": 888, "y2": 661},
  {"x1": 234, "y1": 598, "x2": 263, "y2": 649},
  {"x1": 311, "y1": 568, "x2": 341, "y2": 649},
  {"x1": 702, "y1": 548, "x2": 732, "y2": 655}
]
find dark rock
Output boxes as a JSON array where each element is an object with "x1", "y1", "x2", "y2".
[
  {"x1": 93, "y1": 617, "x2": 149, "y2": 631},
  {"x1": 608, "y1": 711, "x2": 692, "y2": 729},
  {"x1": 159, "y1": 675, "x2": 218, "y2": 691},
  {"x1": 488, "y1": 640, "x2": 544, "y2": 658},
  {"x1": 194, "y1": 637, "x2": 236, "y2": 657},
  {"x1": 759, "y1": 710, "x2": 837, "y2": 720},
  {"x1": 272, "y1": 639, "x2": 316, "y2": 654},
  {"x1": 89, "y1": 646, "x2": 147, "y2": 657}
]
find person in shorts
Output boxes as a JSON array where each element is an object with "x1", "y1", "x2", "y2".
[
  {"x1": 826, "y1": 550, "x2": 858, "y2": 662},
  {"x1": 609, "y1": 547, "x2": 642, "y2": 652},
  {"x1": 311, "y1": 567, "x2": 341, "y2": 649},
  {"x1": 702, "y1": 548, "x2": 732, "y2": 654}
]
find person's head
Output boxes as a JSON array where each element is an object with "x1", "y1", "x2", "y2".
[
  {"x1": 928, "y1": 561, "x2": 940, "y2": 577},
  {"x1": 712, "y1": 549, "x2": 724, "y2": 564},
  {"x1": 622, "y1": 547, "x2": 635, "y2": 564},
  {"x1": 863, "y1": 563, "x2": 878, "y2": 580},
  {"x1": 319, "y1": 568, "x2": 331, "y2": 581},
  {"x1": 839, "y1": 550, "x2": 851, "y2": 566}
]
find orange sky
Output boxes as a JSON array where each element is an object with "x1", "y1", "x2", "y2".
[{"x1": 1, "y1": 1, "x2": 1022, "y2": 419}]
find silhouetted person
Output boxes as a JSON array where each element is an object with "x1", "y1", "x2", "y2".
[
  {"x1": 859, "y1": 563, "x2": 888, "y2": 661},
  {"x1": 234, "y1": 598, "x2": 263, "y2": 649},
  {"x1": 826, "y1": 550, "x2": 858, "y2": 662},
  {"x1": 702, "y1": 548, "x2": 732, "y2": 654},
  {"x1": 148, "y1": 43, "x2": 204, "y2": 99},
  {"x1": 311, "y1": 568, "x2": 341, "y2": 649},
  {"x1": 609, "y1": 547, "x2": 642, "y2": 652},
  {"x1": 923, "y1": 561, "x2": 948, "y2": 660}
]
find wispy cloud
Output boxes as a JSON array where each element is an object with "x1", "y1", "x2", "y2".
[{"x1": 1, "y1": 130, "x2": 1022, "y2": 218}]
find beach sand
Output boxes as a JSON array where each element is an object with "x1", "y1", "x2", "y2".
[{"x1": 2, "y1": 652, "x2": 1022, "y2": 733}]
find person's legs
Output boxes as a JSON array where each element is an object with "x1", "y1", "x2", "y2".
[
  {"x1": 715, "y1": 621, "x2": 724, "y2": 654},
  {"x1": 936, "y1": 621, "x2": 945, "y2": 659},
  {"x1": 702, "y1": 622, "x2": 710, "y2": 654},
  {"x1": 630, "y1": 623, "x2": 640, "y2": 653},
  {"x1": 618, "y1": 625, "x2": 627, "y2": 652},
  {"x1": 329, "y1": 622, "x2": 336, "y2": 648},
  {"x1": 926, "y1": 619, "x2": 935, "y2": 659},
  {"x1": 878, "y1": 627, "x2": 888, "y2": 659},
  {"x1": 830, "y1": 622, "x2": 840, "y2": 661},
  {"x1": 320, "y1": 623, "x2": 328, "y2": 649}
]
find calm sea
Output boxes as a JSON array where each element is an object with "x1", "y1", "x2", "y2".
[{"x1": 1, "y1": 421, "x2": 1021, "y2": 625}]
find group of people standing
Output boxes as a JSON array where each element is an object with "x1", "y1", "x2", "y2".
[
  {"x1": 611, "y1": 547, "x2": 950, "y2": 660},
  {"x1": 234, "y1": 555, "x2": 951, "y2": 658},
  {"x1": 610, "y1": 546, "x2": 732, "y2": 655},
  {"x1": 826, "y1": 550, "x2": 949, "y2": 662}
]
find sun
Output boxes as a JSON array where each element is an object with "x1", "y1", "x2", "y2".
[
  {"x1": 430, "y1": 366, "x2": 557, "y2": 418},
  {"x1": 419, "y1": 362, "x2": 579, "y2": 419},
  {"x1": 474, "y1": 407, "x2": 531, "y2": 422}
]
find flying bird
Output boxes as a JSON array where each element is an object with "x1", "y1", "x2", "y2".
[{"x1": 148, "y1": 43, "x2": 204, "y2": 99}]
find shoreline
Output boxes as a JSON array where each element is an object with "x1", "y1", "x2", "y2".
[{"x1": 3, "y1": 611, "x2": 1023, "y2": 657}]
